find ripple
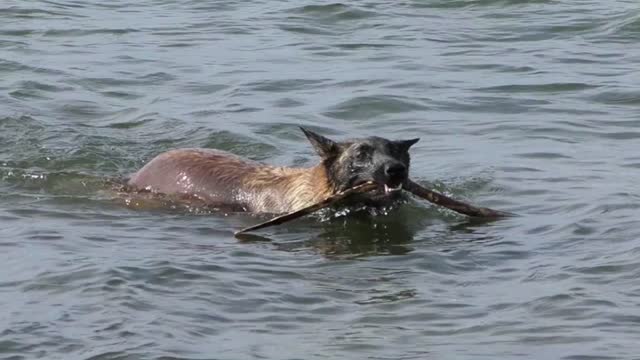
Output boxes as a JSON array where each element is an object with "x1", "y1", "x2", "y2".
[
  {"x1": 563, "y1": 356, "x2": 618, "y2": 360},
  {"x1": 334, "y1": 42, "x2": 397, "y2": 50},
  {"x1": 413, "y1": 0, "x2": 553, "y2": 8},
  {"x1": 478, "y1": 82, "x2": 598, "y2": 93},
  {"x1": 42, "y1": 28, "x2": 140, "y2": 37},
  {"x1": 72, "y1": 73, "x2": 176, "y2": 92},
  {"x1": 323, "y1": 95, "x2": 428, "y2": 120},
  {"x1": 515, "y1": 152, "x2": 573, "y2": 159},
  {"x1": 455, "y1": 63, "x2": 537, "y2": 73},
  {"x1": 0, "y1": 39, "x2": 28, "y2": 49},
  {"x1": 279, "y1": 24, "x2": 337, "y2": 36},
  {"x1": 199, "y1": 131, "x2": 279, "y2": 160},
  {"x1": 598, "y1": 13, "x2": 640, "y2": 43},
  {"x1": 180, "y1": 82, "x2": 229, "y2": 95},
  {"x1": 246, "y1": 78, "x2": 329, "y2": 92},
  {"x1": 290, "y1": 3, "x2": 378, "y2": 21},
  {"x1": 0, "y1": 6, "x2": 76, "y2": 18},
  {"x1": 589, "y1": 90, "x2": 640, "y2": 105},
  {"x1": 0, "y1": 59, "x2": 64, "y2": 76}
]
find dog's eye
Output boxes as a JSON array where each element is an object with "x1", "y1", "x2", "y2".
[{"x1": 355, "y1": 145, "x2": 372, "y2": 160}]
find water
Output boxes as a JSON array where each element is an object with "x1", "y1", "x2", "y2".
[{"x1": 2, "y1": 0, "x2": 640, "y2": 359}]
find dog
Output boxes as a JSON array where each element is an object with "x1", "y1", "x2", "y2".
[{"x1": 127, "y1": 127, "x2": 419, "y2": 214}]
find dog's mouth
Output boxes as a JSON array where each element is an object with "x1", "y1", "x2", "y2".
[
  {"x1": 351, "y1": 180, "x2": 404, "y2": 196},
  {"x1": 383, "y1": 182, "x2": 402, "y2": 194}
]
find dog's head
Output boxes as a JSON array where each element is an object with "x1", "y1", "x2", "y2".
[{"x1": 300, "y1": 127, "x2": 419, "y2": 197}]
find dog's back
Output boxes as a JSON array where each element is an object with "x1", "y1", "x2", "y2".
[{"x1": 127, "y1": 148, "x2": 333, "y2": 213}]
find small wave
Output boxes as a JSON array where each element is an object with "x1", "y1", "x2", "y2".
[
  {"x1": 478, "y1": 83, "x2": 598, "y2": 93},
  {"x1": 278, "y1": 25, "x2": 337, "y2": 36},
  {"x1": 514, "y1": 152, "x2": 573, "y2": 159},
  {"x1": 323, "y1": 95, "x2": 428, "y2": 120},
  {"x1": 9, "y1": 80, "x2": 73, "y2": 100},
  {"x1": 589, "y1": 90, "x2": 640, "y2": 106},
  {"x1": 0, "y1": 59, "x2": 65, "y2": 76},
  {"x1": 99, "y1": 90, "x2": 144, "y2": 100},
  {"x1": 101, "y1": 118, "x2": 154, "y2": 129},
  {"x1": 290, "y1": 3, "x2": 378, "y2": 21},
  {"x1": 412, "y1": 0, "x2": 552, "y2": 9},
  {"x1": 1, "y1": 5, "x2": 80, "y2": 19},
  {"x1": 180, "y1": 82, "x2": 230, "y2": 96},
  {"x1": 43, "y1": 28, "x2": 140, "y2": 37},
  {"x1": 592, "y1": 12, "x2": 640, "y2": 43},
  {"x1": 246, "y1": 78, "x2": 329, "y2": 93}
]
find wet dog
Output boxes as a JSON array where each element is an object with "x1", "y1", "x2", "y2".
[{"x1": 127, "y1": 127, "x2": 419, "y2": 214}]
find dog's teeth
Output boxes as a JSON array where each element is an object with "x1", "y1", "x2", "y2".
[{"x1": 384, "y1": 184, "x2": 402, "y2": 194}]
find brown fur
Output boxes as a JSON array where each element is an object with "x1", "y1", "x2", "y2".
[
  {"x1": 127, "y1": 148, "x2": 335, "y2": 214},
  {"x1": 127, "y1": 128, "x2": 419, "y2": 214}
]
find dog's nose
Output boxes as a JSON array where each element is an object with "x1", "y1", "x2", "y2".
[{"x1": 385, "y1": 163, "x2": 407, "y2": 179}]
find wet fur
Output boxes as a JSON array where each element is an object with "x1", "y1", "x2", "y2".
[{"x1": 127, "y1": 128, "x2": 419, "y2": 214}]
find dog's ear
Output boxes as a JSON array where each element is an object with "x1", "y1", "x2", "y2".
[
  {"x1": 396, "y1": 138, "x2": 420, "y2": 152},
  {"x1": 300, "y1": 127, "x2": 339, "y2": 158}
]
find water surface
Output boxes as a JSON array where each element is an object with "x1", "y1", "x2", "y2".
[{"x1": 2, "y1": 0, "x2": 640, "y2": 359}]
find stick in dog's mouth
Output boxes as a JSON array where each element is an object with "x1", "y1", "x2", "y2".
[
  {"x1": 352, "y1": 180, "x2": 402, "y2": 195},
  {"x1": 234, "y1": 179, "x2": 512, "y2": 235},
  {"x1": 404, "y1": 180, "x2": 513, "y2": 218},
  {"x1": 235, "y1": 181, "x2": 378, "y2": 235}
]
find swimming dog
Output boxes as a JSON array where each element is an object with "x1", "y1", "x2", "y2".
[{"x1": 127, "y1": 127, "x2": 419, "y2": 214}]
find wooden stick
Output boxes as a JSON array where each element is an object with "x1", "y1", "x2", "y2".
[
  {"x1": 404, "y1": 179, "x2": 512, "y2": 218},
  {"x1": 234, "y1": 182, "x2": 378, "y2": 235},
  {"x1": 234, "y1": 179, "x2": 512, "y2": 234}
]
